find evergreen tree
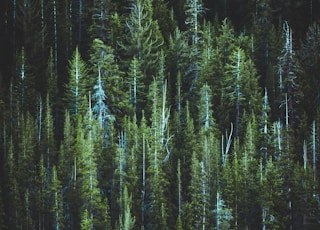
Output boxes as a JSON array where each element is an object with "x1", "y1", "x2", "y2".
[
  {"x1": 127, "y1": 56, "x2": 144, "y2": 113},
  {"x1": 46, "y1": 48, "x2": 58, "y2": 101},
  {"x1": 89, "y1": 38, "x2": 128, "y2": 121},
  {"x1": 299, "y1": 22, "x2": 320, "y2": 119},
  {"x1": 278, "y1": 21, "x2": 301, "y2": 129},
  {"x1": 89, "y1": 0, "x2": 114, "y2": 43},
  {"x1": 184, "y1": 0, "x2": 204, "y2": 91},
  {"x1": 3, "y1": 138, "x2": 23, "y2": 228},
  {"x1": 222, "y1": 47, "x2": 261, "y2": 136},
  {"x1": 13, "y1": 47, "x2": 36, "y2": 114},
  {"x1": 64, "y1": 46, "x2": 89, "y2": 116},
  {"x1": 78, "y1": 99, "x2": 107, "y2": 229},
  {"x1": 216, "y1": 18, "x2": 237, "y2": 66},
  {"x1": 118, "y1": 186, "x2": 136, "y2": 230},
  {"x1": 92, "y1": 65, "x2": 109, "y2": 127},
  {"x1": 48, "y1": 165, "x2": 64, "y2": 229},
  {"x1": 146, "y1": 78, "x2": 171, "y2": 229},
  {"x1": 120, "y1": 0, "x2": 163, "y2": 83}
]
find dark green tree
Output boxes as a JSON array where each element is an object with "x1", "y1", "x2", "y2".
[{"x1": 222, "y1": 47, "x2": 261, "y2": 136}]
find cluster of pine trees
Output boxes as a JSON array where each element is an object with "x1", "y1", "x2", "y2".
[{"x1": 0, "y1": 0, "x2": 320, "y2": 229}]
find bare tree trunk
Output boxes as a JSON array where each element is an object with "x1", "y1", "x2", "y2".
[
  {"x1": 53, "y1": 0, "x2": 58, "y2": 74},
  {"x1": 142, "y1": 133, "x2": 146, "y2": 228}
]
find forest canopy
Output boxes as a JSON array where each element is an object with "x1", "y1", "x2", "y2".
[{"x1": 0, "y1": 0, "x2": 320, "y2": 229}]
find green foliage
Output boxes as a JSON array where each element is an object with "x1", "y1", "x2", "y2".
[
  {"x1": 221, "y1": 47, "x2": 261, "y2": 135},
  {"x1": 2, "y1": 2, "x2": 320, "y2": 229},
  {"x1": 89, "y1": 39, "x2": 129, "y2": 121},
  {"x1": 118, "y1": 186, "x2": 136, "y2": 230},
  {"x1": 64, "y1": 47, "x2": 90, "y2": 115}
]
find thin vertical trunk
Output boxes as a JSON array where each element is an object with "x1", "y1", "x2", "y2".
[
  {"x1": 142, "y1": 133, "x2": 146, "y2": 228},
  {"x1": 262, "y1": 207, "x2": 266, "y2": 230},
  {"x1": 177, "y1": 159, "x2": 182, "y2": 216},
  {"x1": 303, "y1": 140, "x2": 307, "y2": 170},
  {"x1": 216, "y1": 192, "x2": 220, "y2": 230},
  {"x1": 205, "y1": 83, "x2": 209, "y2": 129},
  {"x1": 53, "y1": 169, "x2": 60, "y2": 230},
  {"x1": 201, "y1": 161, "x2": 206, "y2": 230},
  {"x1": 235, "y1": 50, "x2": 241, "y2": 137},
  {"x1": 285, "y1": 93, "x2": 289, "y2": 129},
  {"x1": 312, "y1": 121, "x2": 316, "y2": 184},
  {"x1": 38, "y1": 96, "x2": 42, "y2": 142},
  {"x1": 3, "y1": 121, "x2": 6, "y2": 160},
  {"x1": 78, "y1": 0, "x2": 83, "y2": 44},
  {"x1": 75, "y1": 49, "x2": 79, "y2": 114},
  {"x1": 68, "y1": 0, "x2": 73, "y2": 55},
  {"x1": 310, "y1": 0, "x2": 313, "y2": 22},
  {"x1": 133, "y1": 59, "x2": 137, "y2": 110},
  {"x1": 53, "y1": 0, "x2": 58, "y2": 74},
  {"x1": 13, "y1": 0, "x2": 17, "y2": 53},
  {"x1": 74, "y1": 157, "x2": 77, "y2": 187},
  {"x1": 41, "y1": 0, "x2": 45, "y2": 50}
]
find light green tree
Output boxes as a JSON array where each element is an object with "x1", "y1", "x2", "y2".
[
  {"x1": 64, "y1": 47, "x2": 90, "y2": 115},
  {"x1": 118, "y1": 186, "x2": 136, "y2": 230}
]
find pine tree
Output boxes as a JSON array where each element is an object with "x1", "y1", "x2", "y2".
[
  {"x1": 222, "y1": 47, "x2": 261, "y2": 136},
  {"x1": 184, "y1": 0, "x2": 204, "y2": 89},
  {"x1": 46, "y1": 48, "x2": 58, "y2": 101},
  {"x1": 299, "y1": 22, "x2": 320, "y2": 119},
  {"x1": 127, "y1": 56, "x2": 144, "y2": 113},
  {"x1": 14, "y1": 47, "x2": 36, "y2": 114},
  {"x1": 278, "y1": 21, "x2": 301, "y2": 129},
  {"x1": 146, "y1": 78, "x2": 171, "y2": 229},
  {"x1": 64, "y1": 46, "x2": 89, "y2": 116},
  {"x1": 118, "y1": 186, "x2": 136, "y2": 230},
  {"x1": 120, "y1": 0, "x2": 163, "y2": 82},
  {"x1": 216, "y1": 18, "x2": 237, "y2": 66},
  {"x1": 89, "y1": 38, "x2": 128, "y2": 121},
  {"x1": 78, "y1": 99, "x2": 107, "y2": 229},
  {"x1": 92, "y1": 63, "x2": 111, "y2": 137},
  {"x1": 3, "y1": 138, "x2": 23, "y2": 228},
  {"x1": 40, "y1": 95, "x2": 56, "y2": 174},
  {"x1": 48, "y1": 165, "x2": 64, "y2": 229},
  {"x1": 187, "y1": 148, "x2": 209, "y2": 230},
  {"x1": 89, "y1": 0, "x2": 113, "y2": 42}
]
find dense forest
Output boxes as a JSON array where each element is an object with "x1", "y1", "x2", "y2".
[{"x1": 0, "y1": 0, "x2": 320, "y2": 229}]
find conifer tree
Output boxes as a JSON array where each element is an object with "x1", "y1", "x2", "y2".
[
  {"x1": 278, "y1": 21, "x2": 300, "y2": 128},
  {"x1": 89, "y1": 38, "x2": 128, "y2": 121},
  {"x1": 216, "y1": 18, "x2": 237, "y2": 66},
  {"x1": 64, "y1": 47, "x2": 89, "y2": 116},
  {"x1": 92, "y1": 64, "x2": 111, "y2": 137},
  {"x1": 127, "y1": 56, "x2": 144, "y2": 112},
  {"x1": 46, "y1": 48, "x2": 58, "y2": 101},
  {"x1": 120, "y1": 0, "x2": 163, "y2": 81},
  {"x1": 3, "y1": 138, "x2": 23, "y2": 228},
  {"x1": 146, "y1": 78, "x2": 171, "y2": 229},
  {"x1": 118, "y1": 186, "x2": 136, "y2": 230},
  {"x1": 89, "y1": 0, "x2": 113, "y2": 42},
  {"x1": 40, "y1": 95, "x2": 56, "y2": 174},
  {"x1": 14, "y1": 47, "x2": 36, "y2": 114},
  {"x1": 187, "y1": 150, "x2": 207, "y2": 229},
  {"x1": 48, "y1": 165, "x2": 64, "y2": 229},
  {"x1": 180, "y1": 102, "x2": 197, "y2": 198},
  {"x1": 299, "y1": 22, "x2": 320, "y2": 119},
  {"x1": 184, "y1": 0, "x2": 204, "y2": 88},
  {"x1": 222, "y1": 47, "x2": 261, "y2": 136},
  {"x1": 78, "y1": 99, "x2": 107, "y2": 229}
]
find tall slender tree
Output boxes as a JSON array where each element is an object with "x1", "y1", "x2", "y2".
[{"x1": 64, "y1": 46, "x2": 89, "y2": 116}]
